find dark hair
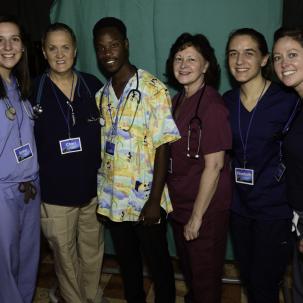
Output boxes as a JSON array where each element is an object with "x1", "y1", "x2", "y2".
[
  {"x1": 93, "y1": 17, "x2": 127, "y2": 44},
  {"x1": 226, "y1": 28, "x2": 271, "y2": 79},
  {"x1": 42, "y1": 22, "x2": 77, "y2": 48},
  {"x1": 166, "y1": 33, "x2": 220, "y2": 89},
  {"x1": 274, "y1": 27, "x2": 303, "y2": 47},
  {"x1": 0, "y1": 15, "x2": 30, "y2": 99}
]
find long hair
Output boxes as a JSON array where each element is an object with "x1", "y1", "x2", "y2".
[{"x1": 0, "y1": 15, "x2": 31, "y2": 100}]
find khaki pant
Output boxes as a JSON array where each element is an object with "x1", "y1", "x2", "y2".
[{"x1": 41, "y1": 197, "x2": 104, "y2": 303}]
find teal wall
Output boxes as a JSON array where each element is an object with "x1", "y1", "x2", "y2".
[
  {"x1": 50, "y1": 0, "x2": 283, "y2": 94},
  {"x1": 50, "y1": 0, "x2": 283, "y2": 259}
]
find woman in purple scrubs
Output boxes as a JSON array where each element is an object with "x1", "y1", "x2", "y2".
[
  {"x1": 273, "y1": 27, "x2": 303, "y2": 303},
  {"x1": 0, "y1": 16, "x2": 40, "y2": 303},
  {"x1": 166, "y1": 33, "x2": 232, "y2": 303},
  {"x1": 224, "y1": 28, "x2": 298, "y2": 303}
]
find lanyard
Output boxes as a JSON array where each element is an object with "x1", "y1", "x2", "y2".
[
  {"x1": 106, "y1": 72, "x2": 138, "y2": 137},
  {"x1": 106, "y1": 80, "x2": 126, "y2": 137},
  {"x1": 278, "y1": 98, "x2": 301, "y2": 162},
  {"x1": 238, "y1": 81, "x2": 267, "y2": 167},
  {"x1": 15, "y1": 100, "x2": 24, "y2": 145},
  {"x1": 49, "y1": 74, "x2": 75, "y2": 138}
]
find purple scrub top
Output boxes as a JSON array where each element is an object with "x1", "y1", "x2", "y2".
[{"x1": 0, "y1": 78, "x2": 38, "y2": 183}]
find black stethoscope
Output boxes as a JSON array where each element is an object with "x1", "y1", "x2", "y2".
[
  {"x1": 173, "y1": 84, "x2": 206, "y2": 159},
  {"x1": 99, "y1": 68, "x2": 141, "y2": 132},
  {"x1": 33, "y1": 69, "x2": 94, "y2": 121}
]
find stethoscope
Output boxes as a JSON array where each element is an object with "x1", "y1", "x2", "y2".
[
  {"x1": 33, "y1": 69, "x2": 94, "y2": 121},
  {"x1": 173, "y1": 83, "x2": 206, "y2": 159},
  {"x1": 2, "y1": 78, "x2": 35, "y2": 121},
  {"x1": 99, "y1": 68, "x2": 141, "y2": 132}
]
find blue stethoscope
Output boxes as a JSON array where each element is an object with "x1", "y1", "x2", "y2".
[
  {"x1": 99, "y1": 68, "x2": 141, "y2": 132},
  {"x1": 173, "y1": 83, "x2": 206, "y2": 159}
]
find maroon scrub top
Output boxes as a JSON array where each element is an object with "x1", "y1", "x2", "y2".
[{"x1": 167, "y1": 85, "x2": 232, "y2": 224}]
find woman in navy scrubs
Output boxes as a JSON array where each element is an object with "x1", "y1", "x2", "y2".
[
  {"x1": 273, "y1": 27, "x2": 303, "y2": 303},
  {"x1": 32, "y1": 23, "x2": 104, "y2": 303},
  {"x1": 224, "y1": 28, "x2": 298, "y2": 303},
  {"x1": 166, "y1": 33, "x2": 232, "y2": 303}
]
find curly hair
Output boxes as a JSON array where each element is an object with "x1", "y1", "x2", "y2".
[{"x1": 166, "y1": 33, "x2": 220, "y2": 89}]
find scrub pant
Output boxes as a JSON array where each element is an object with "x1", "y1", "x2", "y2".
[
  {"x1": 230, "y1": 212, "x2": 292, "y2": 303},
  {"x1": 41, "y1": 197, "x2": 104, "y2": 303},
  {"x1": 108, "y1": 209, "x2": 176, "y2": 303},
  {"x1": 0, "y1": 181, "x2": 40, "y2": 303},
  {"x1": 171, "y1": 210, "x2": 229, "y2": 303}
]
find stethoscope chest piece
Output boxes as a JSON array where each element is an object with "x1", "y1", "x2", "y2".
[
  {"x1": 5, "y1": 106, "x2": 16, "y2": 121},
  {"x1": 33, "y1": 104, "x2": 43, "y2": 116},
  {"x1": 99, "y1": 116, "x2": 105, "y2": 126}
]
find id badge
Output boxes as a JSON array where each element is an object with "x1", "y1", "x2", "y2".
[
  {"x1": 14, "y1": 143, "x2": 33, "y2": 163},
  {"x1": 59, "y1": 137, "x2": 82, "y2": 154},
  {"x1": 235, "y1": 168, "x2": 254, "y2": 185},
  {"x1": 275, "y1": 162, "x2": 286, "y2": 182},
  {"x1": 105, "y1": 141, "x2": 115, "y2": 155},
  {"x1": 168, "y1": 157, "x2": 173, "y2": 174}
]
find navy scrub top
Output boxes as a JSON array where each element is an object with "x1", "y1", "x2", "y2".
[
  {"x1": 224, "y1": 82, "x2": 298, "y2": 220},
  {"x1": 32, "y1": 71, "x2": 102, "y2": 206}
]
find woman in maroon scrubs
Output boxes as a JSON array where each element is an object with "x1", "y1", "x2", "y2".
[{"x1": 166, "y1": 33, "x2": 232, "y2": 303}]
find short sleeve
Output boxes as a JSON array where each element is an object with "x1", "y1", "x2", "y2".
[
  {"x1": 148, "y1": 86, "x2": 180, "y2": 148},
  {"x1": 201, "y1": 101, "x2": 232, "y2": 155}
]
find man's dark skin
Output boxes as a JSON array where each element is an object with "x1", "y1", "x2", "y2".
[{"x1": 94, "y1": 26, "x2": 168, "y2": 225}]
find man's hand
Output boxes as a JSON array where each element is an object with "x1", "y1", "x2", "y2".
[{"x1": 139, "y1": 199, "x2": 161, "y2": 225}]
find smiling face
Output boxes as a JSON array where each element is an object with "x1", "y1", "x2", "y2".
[
  {"x1": 273, "y1": 36, "x2": 303, "y2": 96},
  {"x1": 42, "y1": 29, "x2": 76, "y2": 75},
  {"x1": 94, "y1": 26, "x2": 129, "y2": 76},
  {"x1": 0, "y1": 22, "x2": 23, "y2": 78},
  {"x1": 227, "y1": 34, "x2": 269, "y2": 84},
  {"x1": 173, "y1": 45, "x2": 209, "y2": 91}
]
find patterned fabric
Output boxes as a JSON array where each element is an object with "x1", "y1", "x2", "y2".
[{"x1": 96, "y1": 69, "x2": 180, "y2": 222}]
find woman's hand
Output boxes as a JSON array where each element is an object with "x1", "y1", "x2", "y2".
[
  {"x1": 18, "y1": 181, "x2": 37, "y2": 203},
  {"x1": 184, "y1": 214, "x2": 202, "y2": 241},
  {"x1": 298, "y1": 239, "x2": 303, "y2": 254}
]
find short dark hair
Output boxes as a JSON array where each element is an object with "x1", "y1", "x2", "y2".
[
  {"x1": 42, "y1": 22, "x2": 77, "y2": 48},
  {"x1": 274, "y1": 27, "x2": 303, "y2": 47},
  {"x1": 226, "y1": 28, "x2": 271, "y2": 79},
  {"x1": 166, "y1": 33, "x2": 220, "y2": 89},
  {"x1": 93, "y1": 17, "x2": 127, "y2": 43},
  {"x1": 0, "y1": 15, "x2": 31, "y2": 99}
]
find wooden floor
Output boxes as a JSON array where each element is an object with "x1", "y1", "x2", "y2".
[{"x1": 33, "y1": 245, "x2": 291, "y2": 303}]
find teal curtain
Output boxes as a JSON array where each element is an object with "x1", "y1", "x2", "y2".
[
  {"x1": 50, "y1": 0, "x2": 282, "y2": 93},
  {"x1": 50, "y1": 0, "x2": 283, "y2": 259}
]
